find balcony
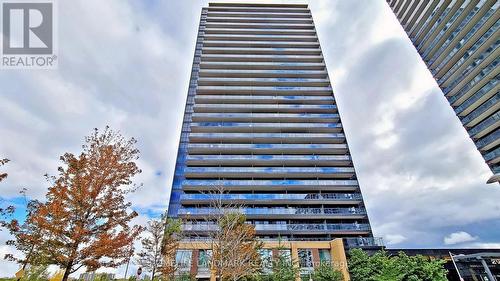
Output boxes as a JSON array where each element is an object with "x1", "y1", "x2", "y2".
[
  {"x1": 193, "y1": 104, "x2": 337, "y2": 113},
  {"x1": 204, "y1": 22, "x2": 314, "y2": 30},
  {"x1": 185, "y1": 154, "x2": 351, "y2": 166},
  {"x1": 201, "y1": 47, "x2": 322, "y2": 56},
  {"x1": 184, "y1": 166, "x2": 356, "y2": 178},
  {"x1": 344, "y1": 237, "x2": 384, "y2": 248},
  {"x1": 191, "y1": 113, "x2": 339, "y2": 122},
  {"x1": 181, "y1": 179, "x2": 359, "y2": 191},
  {"x1": 206, "y1": 12, "x2": 311, "y2": 19},
  {"x1": 196, "y1": 77, "x2": 330, "y2": 86},
  {"x1": 178, "y1": 207, "x2": 367, "y2": 219},
  {"x1": 205, "y1": 17, "x2": 313, "y2": 24},
  {"x1": 206, "y1": 6, "x2": 309, "y2": 14},
  {"x1": 190, "y1": 122, "x2": 343, "y2": 133},
  {"x1": 188, "y1": 133, "x2": 344, "y2": 144},
  {"x1": 182, "y1": 223, "x2": 371, "y2": 235},
  {"x1": 196, "y1": 86, "x2": 332, "y2": 95},
  {"x1": 199, "y1": 61, "x2": 325, "y2": 70},
  {"x1": 204, "y1": 27, "x2": 316, "y2": 36},
  {"x1": 187, "y1": 143, "x2": 348, "y2": 155},
  {"x1": 194, "y1": 94, "x2": 333, "y2": 104},
  {"x1": 203, "y1": 34, "x2": 318, "y2": 42},
  {"x1": 180, "y1": 192, "x2": 362, "y2": 205}
]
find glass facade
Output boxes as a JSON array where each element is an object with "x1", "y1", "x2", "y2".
[
  {"x1": 387, "y1": 0, "x2": 500, "y2": 175},
  {"x1": 167, "y1": 3, "x2": 373, "y2": 242}
]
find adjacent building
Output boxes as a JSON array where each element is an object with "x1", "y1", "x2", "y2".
[
  {"x1": 167, "y1": 2, "x2": 375, "y2": 248},
  {"x1": 386, "y1": 0, "x2": 500, "y2": 180}
]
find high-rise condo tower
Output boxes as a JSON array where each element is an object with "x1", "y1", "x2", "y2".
[
  {"x1": 387, "y1": 0, "x2": 499, "y2": 181},
  {"x1": 167, "y1": 2, "x2": 374, "y2": 246}
]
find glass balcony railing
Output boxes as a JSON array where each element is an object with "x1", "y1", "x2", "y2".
[
  {"x1": 194, "y1": 95, "x2": 333, "y2": 103},
  {"x1": 200, "y1": 55, "x2": 324, "y2": 63},
  {"x1": 468, "y1": 112, "x2": 499, "y2": 137},
  {"x1": 178, "y1": 207, "x2": 367, "y2": 216},
  {"x1": 203, "y1": 34, "x2": 318, "y2": 42},
  {"x1": 484, "y1": 146, "x2": 500, "y2": 161},
  {"x1": 344, "y1": 237, "x2": 384, "y2": 248},
  {"x1": 205, "y1": 17, "x2": 313, "y2": 24},
  {"x1": 200, "y1": 61, "x2": 325, "y2": 69},
  {"x1": 191, "y1": 122, "x2": 342, "y2": 130},
  {"x1": 180, "y1": 192, "x2": 362, "y2": 202},
  {"x1": 193, "y1": 104, "x2": 337, "y2": 112},
  {"x1": 206, "y1": 11, "x2": 311, "y2": 17},
  {"x1": 460, "y1": 93, "x2": 499, "y2": 125},
  {"x1": 199, "y1": 68, "x2": 326, "y2": 76},
  {"x1": 196, "y1": 86, "x2": 332, "y2": 94},
  {"x1": 188, "y1": 132, "x2": 345, "y2": 142},
  {"x1": 204, "y1": 22, "x2": 314, "y2": 30},
  {"x1": 186, "y1": 154, "x2": 351, "y2": 162},
  {"x1": 184, "y1": 166, "x2": 355, "y2": 177},
  {"x1": 200, "y1": 48, "x2": 322, "y2": 56},
  {"x1": 182, "y1": 179, "x2": 359, "y2": 187},
  {"x1": 475, "y1": 129, "x2": 500, "y2": 149},
  {"x1": 454, "y1": 77, "x2": 498, "y2": 115},
  {"x1": 182, "y1": 223, "x2": 371, "y2": 232},
  {"x1": 204, "y1": 28, "x2": 316, "y2": 36},
  {"x1": 191, "y1": 113, "x2": 339, "y2": 120},
  {"x1": 187, "y1": 144, "x2": 349, "y2": 156}
]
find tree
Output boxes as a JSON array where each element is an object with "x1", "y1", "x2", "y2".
[
  {"x1": 311, "y1": 262, "x2": 343, "y2": 281},
  {"x1": 137, "y1": 216, "x2": 167, "y2": 280},
  {"x1": 159, "y1": 218, "x2": 182, "y2": 279},
  {"x1": 21, "y1": 265, "x2": 49, "y2": 281},
  {"x1": 189, "y1": 186, "x2": 262, "y2": 281},
  {"x1": 263, "y1": 249, "x2": 298, "y2": 281},
  {"x1": 348, "y1": 248, "x2": 448, "y2": 281},
  {"x1": 0, "y1": 158, "x2": 9, "y2": 183},
  {"x1": 2, "y1": 188, "x2": 45, "y2": 281},
  {"x1": 211, "y1": 212, "x2": 262, "y2": 281},
  {"x1": 6, "y1": 127, "x2": 143, "y2": 281},
  {"x1": 0, "y1": 158, "x2": 12, "y2": 226}
]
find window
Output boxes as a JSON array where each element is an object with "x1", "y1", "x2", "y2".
[
  {"x1": 259, "y1": 249, "x2": 273, "y2": 273},
  {"x1": 319, "y1": 249, "x2": 331, "y2": 264},
  {"x1": 278, "y1": 249, "x2": 292, "y2": 262},
  {"x1": 198, "y1": 249, "x2": 212, "y2": 269},
  {"x1": 298, "y1": 249, "x2": 314, "y2": 268},
  {"x1": 175, "y1": 250, "x2": 192, "y2": 271}
]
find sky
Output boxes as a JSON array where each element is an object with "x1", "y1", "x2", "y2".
[{"x1": 0, "y1": 0, "x2": 499, "y2": 277}]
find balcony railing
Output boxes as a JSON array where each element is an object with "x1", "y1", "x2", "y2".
[
  {"x1": 344, "y1": 237, "x2": 384, "y2": 248},
  {"x1": 181, "y1": 179, "x2": 360, "y2": 191},
  {"x1": 178, "y1": 207, "x2": 367, "y2": 216},
  {"x1": 184, "y1": 166, "x2": 355, "y2": 178},
  {"x1": 191, "y1": 112, "x2": 339, "y2": 121},
  {"x1": 190, "y1": 122, "x2": 342, "y2": 133},
  {"x1": 182, "y1": 223, "x2": 371, "y2": 232},
  {"x1": 187, "y1": 143, "x2": 349, "y2": 155},
  {"x1": 188, "y1": 132, "x2": 345, "y2": 144},
  {"x1": 185, "y1": 154, "x2": 351, "y2": 165},
  {"x1": 180, "y1": 192, "x2": 362, "y2": 202},
  {"x1": 194, "y1": 104, "x2": 336, "y2": 113}
]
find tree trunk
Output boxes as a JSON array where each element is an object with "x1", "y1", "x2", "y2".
[
  {"x1": 151, "y1": 266, "x2": 156, "y2": 281},
  {"x1": 62, "y1": 260, "x2": 73, "y2": 281}
]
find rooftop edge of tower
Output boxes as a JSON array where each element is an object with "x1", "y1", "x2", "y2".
[{"x1": 208, "y1": 2, "x2": 309, "y2": 8}]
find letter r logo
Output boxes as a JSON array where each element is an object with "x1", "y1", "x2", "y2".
[{"x1": 2, "y1": 2, "x2": 53, "y2": 54}]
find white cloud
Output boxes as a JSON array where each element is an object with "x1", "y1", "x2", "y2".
[
  {"x1": 384, "y1": 234, "x2": 407, "y2": 245},
  {"x1": 1, "y1": 0, "x2": 499, "y2": 276},
  {"x1": 444, "y1": 231, "x2": 479, "y2": 245},
  {"x1": 467, "y1": 243, "x2": 500, "y2": 249}
]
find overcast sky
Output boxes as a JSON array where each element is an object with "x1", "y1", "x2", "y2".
[{"x1": 1, "y1": 0, "x2": 499, "y2": 277}]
